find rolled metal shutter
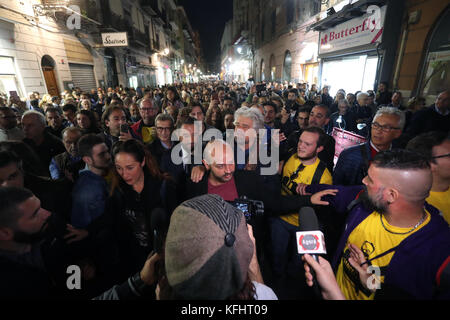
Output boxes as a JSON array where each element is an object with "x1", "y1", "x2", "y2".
[{"x1": 69, "y1": 63, "x2": 96, "y2": 92}]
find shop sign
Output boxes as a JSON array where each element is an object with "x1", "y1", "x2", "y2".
[
  {"x1": 319, "y1": 5, "x2": 386, "y2": 55},
  {"x1": 102, "y1": 32, "x2": 128, "y2": 47}
]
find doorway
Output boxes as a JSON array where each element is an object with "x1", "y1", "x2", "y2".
[{"x1": 41, "y1": 55, "x2": 59, "y2": 97}]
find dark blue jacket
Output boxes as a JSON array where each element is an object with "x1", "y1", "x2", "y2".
[
  {"x1": 71, "y1": 168, "x2": 109, "y2": 229},
  {"x1": 307, "y1": 184, "x2": 450, "y2": 300},
  {"x1": 333, "y1": 142, "x2": 371, "y2": 186}
]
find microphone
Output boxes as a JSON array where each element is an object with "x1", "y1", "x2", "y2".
[
  {"x1": 150, "y1": 208, "x2": 169, "y2": 254},
  {"x1": 297, "y1": 207, "x2": 327, "y2": 298}
]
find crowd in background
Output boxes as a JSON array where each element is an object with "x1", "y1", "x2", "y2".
[{"x1": 0, "y1": 78, "x2": 449, "y2": 300}]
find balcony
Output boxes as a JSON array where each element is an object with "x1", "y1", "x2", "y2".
[
  {"x1": 140, "y1": 0, "x2": 160, "y2": 16},
  {"x1": 125, "y1": 23, "x2": 149, "y2": 48}
]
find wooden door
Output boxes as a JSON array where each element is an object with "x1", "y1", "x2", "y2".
[{"x1": 42, "y1": 67, "x2": 59, "y2": 97}]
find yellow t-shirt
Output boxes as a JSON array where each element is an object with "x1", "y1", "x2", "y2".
[
  {"x1": 141, "y1": 126, "x2": 156, "y2": 144},
  {"x1": 336, "y1": 210, "x2": 431, "y2": 300},
  {"x1": 427, "y1": 188, "x2": 450, "y2": 225},
  {"x1": 280, "y1": 155, "x2": 332, "y2": 226}
]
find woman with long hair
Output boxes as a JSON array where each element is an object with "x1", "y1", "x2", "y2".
[
  {"x1": 110, "y1": 139, "x2": 176, "y2": 275},
  {"x1": 205, "y1": 105, "x2": 224, "y2": 132},
  {"x1": 161, "y1": 86, "x2": 184, "y2": 110},
  {"x1": 76, "y1": 109, "x2": 100, "y2": 134}
]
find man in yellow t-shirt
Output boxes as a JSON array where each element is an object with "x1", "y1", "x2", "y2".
[
  {"x1": 270, "y1": 127, "x2": 332, "y2": 281},
  {"x1": 407, "y1": 131, "x2": 450, "y2": 224}
]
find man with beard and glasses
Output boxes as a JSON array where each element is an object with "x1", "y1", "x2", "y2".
[
  {"x1": 0, "y1": 187, "x2": 92, "y2": 298},
  {"x1": 302, "y1": 149, "x2": 450, "y2": 300}
]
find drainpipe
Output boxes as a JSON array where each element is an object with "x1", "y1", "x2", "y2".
[{"x1": 392, "y1": 19, "x2": 409, "y2": 91}]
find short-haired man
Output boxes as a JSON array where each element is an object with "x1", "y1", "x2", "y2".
[
  {"x1": 22, "y1": 110, "x2": 65, "y2": 176},
  {"x1": 0, "y1": 106, "x2": 24, "y2": 142},
  {"x1": 221, "y1": 96, "x2": 235, "y2": 112},
  {"x1": 407, "y1": 131, "x2": 450, "y2": 224},
  {"x1": 351, "y1": 92, "x2": 372, "y2": 128},
  {"x1": 71, "y1": 134, "x2": 111, "y2": 229},
  {"x1": 62, "y1": 103, "x2": 77, "y2": 127},
  {"x1": 130, "y1": 98, "x2": 158, "y2": 144},
  {"x1": 49, "y1": 127, "x2": 84, "y2": 182},
  {"x1": 45, "y1": 107, "x2": 70, "y2": 139},
  {"x1": 333, "y1": 107, "x2": 405, "y2": 186},
  {"x1": 272, "y1": 127, "x2": 333, "y2": 292},
  {"x1": 148, "y1": 113, "x2": 176, "y2": 172},
  {"x1": 306, "y1": 150, "x2": 450, "y2": 299},
  {"x1": 184, "y1": 139, "x2": 337, "y2": 297},
  {"x1": 283, "y1": 105, "x2": 336, "y2": 172},
  {"x1": 329, "y1": 99, "x2": 357, "y2": 133}
]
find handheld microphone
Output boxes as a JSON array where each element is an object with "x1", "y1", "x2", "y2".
[
  {"x1": 297, "y1": 207, "x2": 327, "y2": 298},
  {"x1": 150, "y1": 208, "x2": 169, "y2": 254}
]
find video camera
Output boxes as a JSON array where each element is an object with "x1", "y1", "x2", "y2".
[{"x1": 229, "y1": 196, "x2": 264, "y2": 223}]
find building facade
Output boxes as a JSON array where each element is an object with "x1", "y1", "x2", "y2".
[{"x1": 0, "y1": 0, "x2": 204, "y2": 100}]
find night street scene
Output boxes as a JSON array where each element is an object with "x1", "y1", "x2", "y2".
[{"x1": 0, "y1": 0, "x2": 449, "y2": 306}]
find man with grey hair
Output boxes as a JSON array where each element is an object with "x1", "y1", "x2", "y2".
[
  {"x1": 233, "y1": 106, "x2": 265, "y2": 171},
  {"x1": 351, "y1": 92, "x2": 373, "y2": 134},
  {"x1": 130, "y1": 98, "x2": 159, "y2": 144},
  {"x1": 22, "y1": 110, "x2": 65, "y2": 176},
  {"x1": 334, "y1": 106, "x2": 405, "y2": 186},
  {"x1": 329, "y1": 99, "x2": 358, "y2": 133}
]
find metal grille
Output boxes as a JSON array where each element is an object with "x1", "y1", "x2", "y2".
[{"x1": 68, "y1": 63, "x2": 96, "y2": 92}]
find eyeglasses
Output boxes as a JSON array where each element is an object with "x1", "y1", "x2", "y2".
[
  {"x1": 432, "y1": 153, "x2": 450, "y2": 159},
  {"x1": 371, "y1": 122, "x2": 400, "y2": 132}
]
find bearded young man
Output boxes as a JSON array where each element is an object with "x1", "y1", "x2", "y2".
[{"x1": 304, "y1": 149, "x2": 450, "y2": 300}]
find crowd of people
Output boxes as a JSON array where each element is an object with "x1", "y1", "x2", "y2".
[{"x1": 0, "y1": 79, "x2": 449, "y2": 300}]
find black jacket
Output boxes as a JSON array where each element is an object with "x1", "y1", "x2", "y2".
[{"x1": 184, "y1": 170, "x2": 312, "y2": 216}]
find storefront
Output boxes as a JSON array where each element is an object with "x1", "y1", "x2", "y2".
[
  {"x1": 313, "y1": 4, "x2": 387, "y2": 96},
  {"x1": 417, "y1": 5, "x2": 450, "y2": 103}
]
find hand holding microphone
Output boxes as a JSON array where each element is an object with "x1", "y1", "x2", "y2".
[{"x1": 302, "y1": 254, "x2": 345, "y2": 300}]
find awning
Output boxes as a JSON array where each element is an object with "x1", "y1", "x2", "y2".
[{"x1": 308, "y1": 0, "x2": 387, "y2": 31}]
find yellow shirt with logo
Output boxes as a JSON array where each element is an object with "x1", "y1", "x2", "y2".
[
  {"x1": 427, "y1": 188, "x2": 450, "y2": 225},
  {"x1": 280, "y1": 155, "x2": 332, "y2": 226},
  {"x1": 336, "y1": 210, "x2": 431, "y2": 300},
  {"x1": 141, "y1": 126, "x2": 157, "y2": 144}
]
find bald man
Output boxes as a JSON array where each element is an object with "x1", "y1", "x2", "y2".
[{"x1": 305, "y1": 149, "x2": 450, "y2": 300}]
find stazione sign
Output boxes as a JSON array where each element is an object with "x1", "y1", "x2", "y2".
[
  {"x1": 101, "y1": 32, "x2": 128, "y2": 47},
  {"x1": 319, "y1": 5, "x2": 386, "y2": 55}
]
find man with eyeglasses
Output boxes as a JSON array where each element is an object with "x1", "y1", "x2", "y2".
[
  {"x1": 0, "y1": 107, "x2": 24, "y2": 142},
  {"x1": 407, "y1": 131, "x2": 450, "y2": 224},
  {"x1": 333, "y1": 107, "x2": 404, "y2": 186},
  {"x1": 130, "y1": 98, "x2": 159, "y2": 144}
]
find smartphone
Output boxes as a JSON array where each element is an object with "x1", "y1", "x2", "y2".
[{"x1": 120, "y1": 123, "x2": 129, "y2": 133}]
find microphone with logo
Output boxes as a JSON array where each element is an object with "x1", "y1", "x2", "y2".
[{"x1": 297, "y1": 207, "x2": 327, "y2": 298}]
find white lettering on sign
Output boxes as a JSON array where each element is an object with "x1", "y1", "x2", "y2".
[{"x1": 319, "y1": 5, "x2": 386, "y2": 54}]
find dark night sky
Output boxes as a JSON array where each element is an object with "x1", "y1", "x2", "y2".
[{"x1": 178, "y1": 0, "x2": 233, "y2": 73}]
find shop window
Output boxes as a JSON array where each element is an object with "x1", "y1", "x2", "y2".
[
  {"x1": 286, "y1": 0, "x2": 294, "y2": 25},
  {"x1": 0, "y1": 57, "x2": 22, "y2": 98},
  {"x1": 420, "y1": 7, "x2": 450, "y2": 100},
  {"x1": 321, "y1": 55, "x2": 378, "y2": 97},
  {"x1": 283, "y1": 51, "x2": 292, "y2": 82}
]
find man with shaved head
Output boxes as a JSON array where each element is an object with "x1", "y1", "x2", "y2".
[{"x1": 304, "y1": 149, "x2": 450, "y2": 299}]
